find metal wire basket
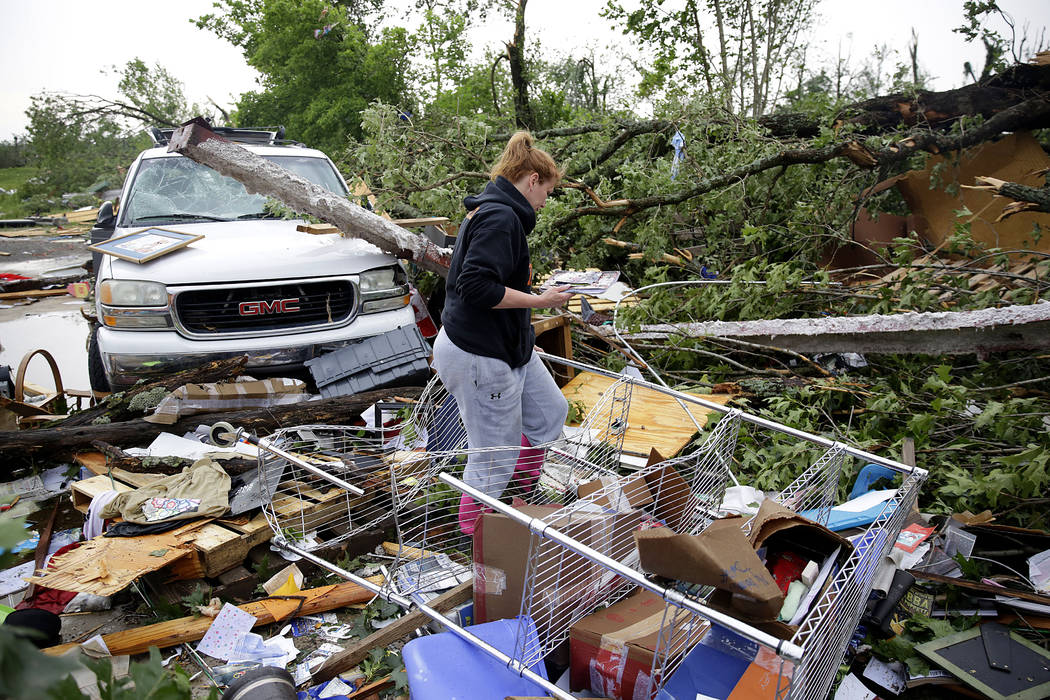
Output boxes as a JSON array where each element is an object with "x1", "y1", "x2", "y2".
[
  {"x1": 253, "y1": 421, "x2": 406, "y2": 550},
  {"x1": 439, "y1": 360, "x2": 928, "y2": 700},
  {"x1": 382, "y1": 364, "x2": 635, "y2": 602}
]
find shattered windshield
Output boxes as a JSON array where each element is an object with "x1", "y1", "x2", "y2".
[{"x1": 120, "y1": 154, "x2": 347, "y2": 226}]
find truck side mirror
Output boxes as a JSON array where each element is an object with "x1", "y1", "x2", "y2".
[{"x1": 96, "y1": 200, "x2": 115, "y2": 229}]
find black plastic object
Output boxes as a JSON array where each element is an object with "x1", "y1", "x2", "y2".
[
  {"x1": 871, "y1": 569, "x2": 915, "y2": 635},
  {"x1": 305, "y1": 325, "x2": 431, "y2": 398},
  {"x1": 3, "y1": 608, "x2": 62, "y2": 648},
  {"x1": 89, "y1": 201, "x2": 116, "y2": 272},
  {"x1": 221, "y1": 666, "x2": 296, "y2": 700}
]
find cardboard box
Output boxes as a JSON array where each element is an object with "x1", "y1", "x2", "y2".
[
  {"x1": 473, "y1": 503, "x2": 643, "y2": 627},
  {"x1": 576, "y1": 457, "x2": 694, "y2": 531},
  {"x1": 634, "y1": 499, "x2": 852, "y2": 639},
  {"x1": 569, "y1": 587, "x2": 668, "y2": 700},
  {"x1": 144, "y1": 377, "x2": 308, "y2": 424}
]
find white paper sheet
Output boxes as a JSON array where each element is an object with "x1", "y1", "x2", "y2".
[
  {"x1": 833, "y1": 674, "x2": 876, "y2": 700},
  {"x1": 125, "y1": 432, "x2": 257, "y2": 460},
  {"x1": 833, "y1": 489, "x2": 897, "y2": 513},
  {"x1": 197, "y1": 603, "x2": 258, "y2": 660}
]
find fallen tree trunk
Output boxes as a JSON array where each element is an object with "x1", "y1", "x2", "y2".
[
  {"x1": 59, "y1": 355, "x2": 249, "y2": 428},
  {"x1": 169, "y1": 119, "x2": 452, "y2": 276},
  {"x1": 601, "y1": 303, "x2": 1050, "y2": 355},
  {"x1": 0, "y1": 386, "x2": 424, "y2": 467}
]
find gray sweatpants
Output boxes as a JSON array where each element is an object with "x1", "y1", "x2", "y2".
[{"x1": 431, "y1": 328, "x2": 568, "y2": 498}]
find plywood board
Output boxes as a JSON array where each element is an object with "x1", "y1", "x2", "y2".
[
  {"x1": 561, "y1": 371, "x2": 732, "y2": 457},
  {"x1": 25, "y1": 520, "x2": 210, "y2": 596}
]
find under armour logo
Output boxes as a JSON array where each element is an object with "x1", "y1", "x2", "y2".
[{"x1": 490, "y1": 392, "x2": 502, "y2": 400}]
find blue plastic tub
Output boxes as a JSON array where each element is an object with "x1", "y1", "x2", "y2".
[{"x1": 403, "y1": 616, "x2": 550, "y2": 699}]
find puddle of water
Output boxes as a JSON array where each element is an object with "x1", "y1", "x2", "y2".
[{"x1": 0, "y1": 305, "x2": 90, "y2": 392}]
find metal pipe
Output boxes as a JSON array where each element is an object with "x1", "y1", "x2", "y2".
[
  {"x1": 438, "y1": 472, "x2": 806, "y2": 663},
  {"x1": 249, "y1": 434, "x2": 366, "y2": 496},
  {"x1": 536, "y1": 352, "x2": 924, "y2": 478},
  {"x1": 275, "y1": 539, "x2": 570, "y2": 699}
]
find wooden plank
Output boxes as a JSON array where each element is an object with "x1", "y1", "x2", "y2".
[
  {"x1": 909, "y1": 569, "x2": 1050, "y2": 606},
  {"x1": 70, "y1": 474, "x2": 136, "y2": 513},
  {"x1": 313, "y1": 580, "x2": 473, "y2": 683},
  {"x1": 0, "y1": 288, "x2": 69, "y2": 299},
  {"x1": 560, "y1": 371, "x2": 731, "y2": 457},
  {"x1": 26, "y1": 519, "x2": 211, "y2": 596},
  {"x1": 42, "y1": 578, "x2": 383, "y2": 657},
  {"x1": 73, "y1": 452, "x2": 166, "y2": 489}
]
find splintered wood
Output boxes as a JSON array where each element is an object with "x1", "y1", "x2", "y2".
[
  {"x1": 25, "y1": 520, "x2": 211, "y2": 596},
  {"x1": 561, "y1": 371, "x2": 731, "y2": 457}
]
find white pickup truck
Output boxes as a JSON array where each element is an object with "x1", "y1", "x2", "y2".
[{"x1": 89, "y1": 127, "x2": 414, "y2": 391}]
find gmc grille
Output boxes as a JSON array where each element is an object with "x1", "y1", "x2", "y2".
[{"x1": 174, "y1": 281, "x2": 355, "y2": 335}]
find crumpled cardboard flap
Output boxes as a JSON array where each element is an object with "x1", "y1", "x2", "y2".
[
  {"x1": 747, "y1": 499, "x2": 852, "y2": 553},
  {"x1": 633, "y1": 522, "x2": 784, "y2": 620}
]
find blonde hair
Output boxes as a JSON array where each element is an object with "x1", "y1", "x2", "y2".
[{"x1": 491, "y1": 131, "x2": 562, "y2": 184}]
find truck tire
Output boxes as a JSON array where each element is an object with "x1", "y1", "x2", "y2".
[{"x1": 87, "y1": 326, "x2": 110, "y2": 393}]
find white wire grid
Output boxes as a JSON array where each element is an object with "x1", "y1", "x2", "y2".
[
  {"x1": 382, "y1": 368, "x2": 636, "y2": 600},
  {"x1": 440, "y1": 386, "x2": 926, "y2": 700},
  {"x1": 256, "y1": 422, "x2": 404, "y2": 548}
]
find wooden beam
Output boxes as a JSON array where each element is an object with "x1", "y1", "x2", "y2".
[
  {"x1": 42, "y1": 578, "x2": 382, "y2": 657},
  {"x1": 312, "y1": 580, "x2": 473, "y2": 683}
]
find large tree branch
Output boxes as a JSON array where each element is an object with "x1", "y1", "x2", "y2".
[
  {"x1": 549, "y1": 94, "x2": 1050, "y2": 230},
  {"x1": 964, "y1": 175, "x2": 1050, "y2": 220}
]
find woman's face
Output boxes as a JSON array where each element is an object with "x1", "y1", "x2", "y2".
[{"x1": 520, "y1": 172, "x2": 556, "y2": 212}]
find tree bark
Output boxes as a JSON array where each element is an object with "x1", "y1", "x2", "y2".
[
  {"x1": 759, "y1": 62, "x2": 1050, "y2": 138},
  {"x1": 169, "y1": 119, "x2": 452, "y2": 276},
  {"x1": 506, "y1": 0, "x2": 535, "y2": 130},
  {"x1": 0, "y1": 386, "x2": 424, "y2": 469},
  {"x1": 60, "y1": 355, "x2": 249, "y2": 427}
]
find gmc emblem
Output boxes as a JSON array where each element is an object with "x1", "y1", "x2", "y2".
[{"x1": 239, "y1": 298, "x2": 301, "y2": 316}]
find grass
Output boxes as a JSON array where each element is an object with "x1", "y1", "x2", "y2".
[
  {"x1": 0, "y1": 166, "x2": 35, "y2": 190},
  {"x1": 0, "y1": 166, "x2": 36, "y2": 218}
]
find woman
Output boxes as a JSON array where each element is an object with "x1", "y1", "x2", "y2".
[{"x1": 432, "y1": 131, "x2": 573, "y2": 534}]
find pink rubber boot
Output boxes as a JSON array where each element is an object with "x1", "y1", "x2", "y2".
[
  {"x1": 511, "y1": 434, "x2": 544, "y2": 493},
  {"x1": 458, "y1": 494, "x2": 490, "y2": 535}
]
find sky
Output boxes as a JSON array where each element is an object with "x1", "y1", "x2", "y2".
[{"x1": 1, "y1": 0, "x2": 1048, "y2": 142}]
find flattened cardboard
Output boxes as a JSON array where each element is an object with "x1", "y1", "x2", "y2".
[{"x1": 635, "y1": 521, "x2": 784, "y2": 620}]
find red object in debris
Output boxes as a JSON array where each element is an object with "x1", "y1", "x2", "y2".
[
  {"x1": 0, "y1": 273, "x2": 31, "y2": 282},
  {"x1": 410, "y1": 286, "x2": 438, "y2": 338}
]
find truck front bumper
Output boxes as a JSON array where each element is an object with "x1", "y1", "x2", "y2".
[{"x1": 98, "y1": 306, "x2": 417, "y2": 388}]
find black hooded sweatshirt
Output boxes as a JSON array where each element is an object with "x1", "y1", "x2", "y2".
[{"x1": 442, "y1": 176, "x2": 536, "y2": 368}]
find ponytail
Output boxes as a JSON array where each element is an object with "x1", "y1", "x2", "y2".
[{"x1": 491, "y1": 131, "x2": 562, "y2": 184}]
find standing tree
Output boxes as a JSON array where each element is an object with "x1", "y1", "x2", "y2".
[
  {"x1": 196, "y1": 0, "x2": 414, "y2": 154},
  {"x1": 603, "y1": 0, "x2": 817, "y2": 117}
]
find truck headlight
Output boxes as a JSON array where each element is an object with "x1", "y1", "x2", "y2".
[
  {"x1": 359, "y1": 267, "x2": 410, "y2": 314},
  {"x1": 98, "y1": 279, "x2": 172, "y2": 329},
  {"x1": 99, "y1": 280, "x2": 169, "y2": 306}
]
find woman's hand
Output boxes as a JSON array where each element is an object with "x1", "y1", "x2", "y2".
[
  {"x1": 534, "y1": 284, "x2": 573, "y2": 309},
  {"x1": 494, "y1": 284, "x2": 574, "y2": 309}
]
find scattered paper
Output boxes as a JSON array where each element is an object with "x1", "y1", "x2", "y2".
[
  {"x1": 834, "y1": 673, "x2": 876, "y2": 700},
  {"x1": 863, "y1": 657, "x2": 907, "y2": 695},
  {"x1": 125, "y1": 432, "x2": 257, "y2": 460},
  {"x1": 1028, "y1": 548, "x2": 1050, "y2": 593},
  {"x1": 318, "y1": 677, "x2": 356, "y2": 698},
  {"x1": 895, "y1": 523, "x2": 935, "y2": 553},
  {"x1": 197, "y1": 603, "x2": 258, "y2": 660},
  {"x1": 833, "y1": 489, "x2": 897, "y2": 513}
]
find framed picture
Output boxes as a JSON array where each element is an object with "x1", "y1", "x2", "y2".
[{"x1": 88, "y1": 227, "x2": 204, "y2": 264}]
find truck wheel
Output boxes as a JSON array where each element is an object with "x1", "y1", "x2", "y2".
[{"x1": 87, "y1": 326, "x2": 110, "y2": 393}]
